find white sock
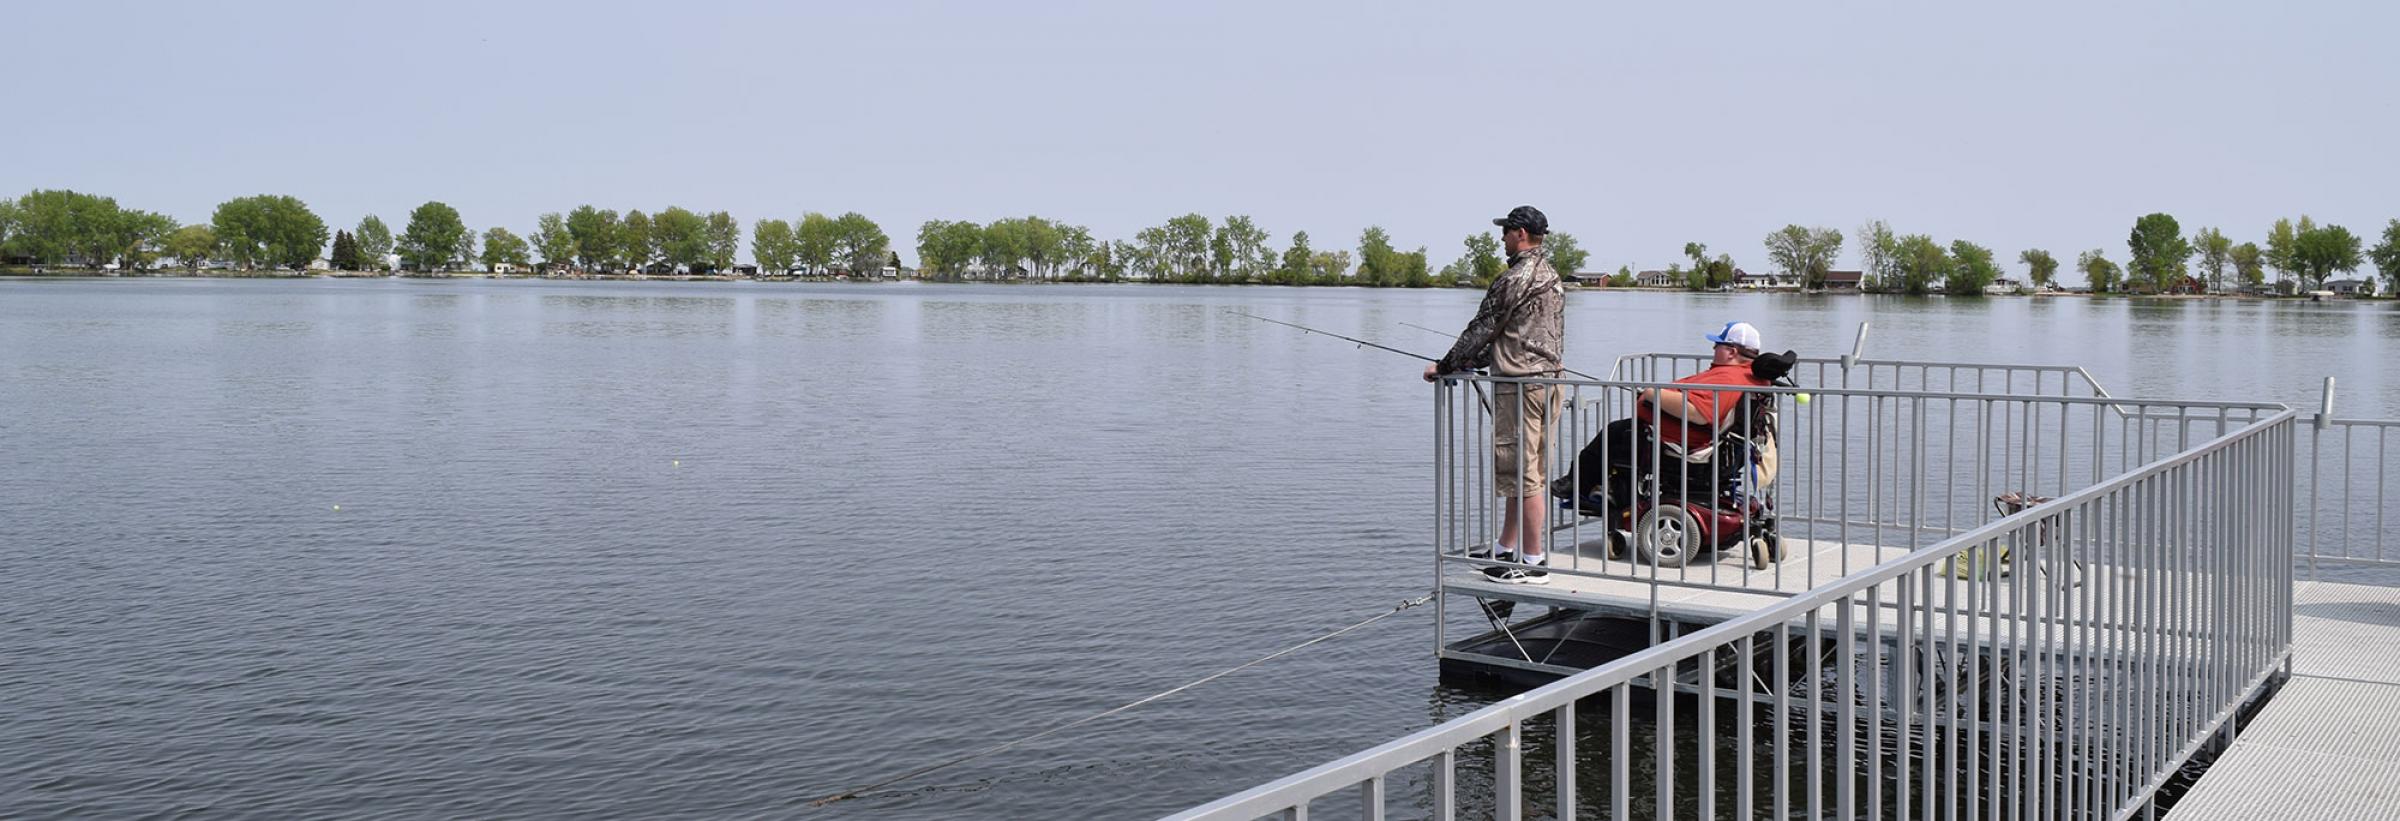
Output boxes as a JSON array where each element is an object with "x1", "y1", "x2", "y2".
[
  {"x1": 1489, "y1": 540, "x2": 1508, "y2": 556},
  {"x1": 1522, "y1": 552, "x2": 1546, "y2": 566}
]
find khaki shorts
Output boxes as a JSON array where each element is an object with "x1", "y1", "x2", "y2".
[{"x1": 1491, "y1": 382, "x2": 1559, "y2": 498}]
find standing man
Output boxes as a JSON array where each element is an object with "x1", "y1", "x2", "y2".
[{"x1": 1423, "y1": 205, "x2": 1566, "y2": 583}]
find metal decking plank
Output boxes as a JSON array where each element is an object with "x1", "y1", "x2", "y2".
[
  {"x1": 2165, "y1": 746, "x2": 2400, "y2": 821},
  {"x1": 2167, "y1": 580, "x2": 2400, "y2": 820}
]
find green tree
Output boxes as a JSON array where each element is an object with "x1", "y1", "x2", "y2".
[
  {"x1": 752, "y1": 219, "x2": 797, "y2": 273},
  {"x1": 1274, "y1": 230, "x2": 1314, "y2": 285},
  {"x1": 2190, "y1": 227, "x2": 2232, "y2": 293},
  {"x1": 650, "y1": 207, "x2": 707, "y2": 271},
  {"x1": 1215, "y1": 215, "x2": 1273, "y2": 282},
  {"x1": 1356, "y1": 226, "x2": 1404, "y2": 286},
  {"x1": 1764, "y1": 225, "x2": 1844, "y2": 289},
  {"x1": 795, "y1": 212, "x2": 839, "y2": 276},
  {"x1": 531, "y1": 213, "x2": 573, "y2": 270},
  {"x1": 1057, "y1": 224, "x2": 1096, "y2": 279},
  {"x1": 2078, "y1": 249, "x2": 2122, "y2": 293},
  {"x1": 1891, "y1": 234, "x2": 1949, "y2": 296},
  {"x1": 1858, "y1": 220, "x2": 1900, "y2": 292},
  {"x1": 1157, "y1": 214, "x2": 1214, "y2": 281},
  {"x1": 329, "y1": 230, "x2": 358, "y2": 270},
  {"x1": 2126, "y1": 212, "x2": 2193, "y2": 293},
  {"x1": 481, "y1": 227, "x2": 530, "y2": 270},
  {"x1": 2231, "y1": 242, "x2": 2265, "y2": 288},
  {"x1": 704, "y1": 211, "x2": 739, "y2": 272},
  {"x1": 1105, "y1": 239, "x2": 1141, "y2": 280},
  {"x1": 1681, "y1": 242, "x2": 1736, "y2": 289},
  {"x1": 620, "y1": 210, "x2": 654, "y2": 271},
  {"x1": 1546, "y1": 232, "x2": 1590, "y2": 279},
  {"x1": 112, "y1": 210, "x2": 179, "y2": 270},
  {"x1": 165, "y1": 225, "x2": 217, "y2": 270},
  {"x1": 2017, "y1": 249, "x2": 2059, "y2": 289},
  {"x1": 982, "y1": 218, "x2": 1030, "y2": 277},
  {"x1": 2370, "y1": 220, "x2": 2400, "y2": 297},
  {"x1": 1403, "y1": 247, "x2": 1433, "y2": 288},
  {"x1": 1454, "y1": 232, "x2": 1505, "y2": 287},
  {"x1": 397, "y1": 201, "x2": 468, "y2": 272},
  {"x1": 453, "y1": 224, "x2": 476, "y2": 271},
  {"x1": 1309, "y1": 249, "x2": 1353, "y2": 284},
  {"x1": 2264, "y1": 216, "x2": 2311, "y2": 285},
  {"x1": 825, "y1": 212, "x2": 889, "y2": 276},
  {"x1": 1018, "y1": 216, "x2": 1062, "y2": 279},
  {"x1": 9, "y1": 189, "x2": 124, "y2": 266},
  {"x1": 2290, "y1": 223, "x2": 2363, "y2": 290},
  {"x1": 211, "y1": 194, "x2": 328, "y2": 270},
  {"x1": 1947, "y1": 240, "x2": 2000, "y2": 295},
  {"x1": 914, "y1": 219, "x2": 983, "y2": 280},
  {"x1": 0, "y1": 199, "x2": 16, "y2": 256},
  {"x1": 566, "y1": 206, "x2": 620, "y2": 272},
  {"x1": 355, "y1": 215, "x2": 393, "y2": 271}
]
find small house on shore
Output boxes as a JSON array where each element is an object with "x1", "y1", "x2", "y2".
[
  {"x1": 1734, "y1": 268, "x2": 1798, "y2": 289},
  {"x1": 1820, "y1": 270, "x2": 1864, "y2": 292},
  {"x1": 2327, "y1": 279, "x2": 2377, "y2": 297}
]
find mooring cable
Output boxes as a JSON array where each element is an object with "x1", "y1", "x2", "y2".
[{"x1": 806, "y1": 592, "x2": 1437, "y2": 808}]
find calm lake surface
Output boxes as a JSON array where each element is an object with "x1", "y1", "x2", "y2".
[{"x1": 3, "y1": 278, "x2": 2394, "y2": 819}]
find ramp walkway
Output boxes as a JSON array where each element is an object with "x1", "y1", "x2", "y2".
[{"x1": 2167, "y1": 579, "x2": 2400, "y2": 820}]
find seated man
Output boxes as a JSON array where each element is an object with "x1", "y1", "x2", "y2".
[{"x1": 1561, "y1": 321, "x2": 1778, "y2": 506}]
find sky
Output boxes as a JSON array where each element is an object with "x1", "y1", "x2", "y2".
[{"x1": 9, "y1": 0, "x2": 2396, "y2": 280}]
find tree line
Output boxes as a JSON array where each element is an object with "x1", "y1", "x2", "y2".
[
  {"x1": 1644, "y1": 213, "x2": 2400, "y2": 296},
  {"x1": 11, "y1": 188, "x2": 2392, "y2": 295},
  {"x1": 0, "y1": 189, "x2": 1591, "y2": 288},
  {"x1": 911, "y1": 213, "x2": 1590, "y2": 287}
]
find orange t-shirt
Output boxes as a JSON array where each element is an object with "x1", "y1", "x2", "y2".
[{"x1": 1638, "y1": 363, "x2": 1769, "y2": 447}]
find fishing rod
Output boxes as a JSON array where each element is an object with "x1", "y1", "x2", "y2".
[
  {"x1": 1395, "y1": 321, "x2": 1603, "y2": 381},
  {"x1": 1225, "y1": 310, "x2": 1439, "y2": 363}
]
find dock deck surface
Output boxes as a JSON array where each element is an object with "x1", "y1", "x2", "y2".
[
  {"x1": 1443, "y1": 535, "x2": 1916, "y2": 620},
  {"x1": 2168, "y1": 579, "x2": 2400, "y2": 820}
]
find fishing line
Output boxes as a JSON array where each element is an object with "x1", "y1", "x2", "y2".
[{"x1": 806, "y1": 593, "x2": 1436, "y2": 809}]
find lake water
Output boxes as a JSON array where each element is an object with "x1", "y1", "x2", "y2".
[{"x1": 2, "y1": 278, "x2": 2394, "y2": 819}]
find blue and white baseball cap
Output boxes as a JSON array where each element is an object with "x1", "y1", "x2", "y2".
[{"x1": 1705, "y1": 321, "x2": 1763, "y2": 352}]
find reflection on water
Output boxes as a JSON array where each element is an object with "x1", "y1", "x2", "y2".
[{"x1": 0, "y1": 278, "x2": 2391, "y2": 819}]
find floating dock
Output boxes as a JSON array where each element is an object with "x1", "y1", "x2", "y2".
[{"x1": 2166, "y1": 579, "x2": 2400, "y2": 820}]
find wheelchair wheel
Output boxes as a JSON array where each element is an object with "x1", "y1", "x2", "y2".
[
  {"x1": 1747, "y1": 535, "x2": 1776, "y2": 570},
  {"x1": 1635, "y1": 505, "x2": 1701, "y2": 568}
]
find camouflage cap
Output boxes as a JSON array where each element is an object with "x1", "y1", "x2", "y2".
[{"x1": 1492, "y1": 205, "x2": 1548, "y2": 236}]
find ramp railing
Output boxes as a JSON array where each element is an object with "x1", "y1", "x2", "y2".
[
  {"x1": 2300, "y1": 376, "x2": 2399, "y2": 571},
  {"x1": 1439, "y1": 375, "x2": 2281, "y2": 598},
  {"x1": 1167, "y1": 399, "x2": 2296, "y2": 821}
]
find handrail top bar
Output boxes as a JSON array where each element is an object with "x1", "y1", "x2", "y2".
[
  {"x1": 1612, "y1": 350, "x2": 2102, "y2": 369},
  {"x1": 1444, "y1": 373, "x2": 2287, "y2": 412},
  {"x1": 1166, "y1": 406, "x2": 2301, "y2": 820},
  {"x1": 1610, "y1": 351, "x2": 2109, "y2": 374}
]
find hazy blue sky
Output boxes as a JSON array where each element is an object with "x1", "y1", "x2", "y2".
[{"x1": 10, "y1": 1, "x2": 2396, "y2": 279}]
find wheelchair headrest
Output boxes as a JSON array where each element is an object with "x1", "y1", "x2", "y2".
[{"x1": 1751, "y1": 349, "x2": 1798, "y2": 383}]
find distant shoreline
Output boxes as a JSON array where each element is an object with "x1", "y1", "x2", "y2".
[{"x1": 2, "y1": 268, "x2": 2384, "y2": 301}]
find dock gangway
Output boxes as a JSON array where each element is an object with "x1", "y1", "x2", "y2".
[{"x1": 1169, "y1": 364, "x2": 2299, "y2": 821}]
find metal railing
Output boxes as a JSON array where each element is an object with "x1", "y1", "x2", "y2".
[
  {"x1": 1167, "y1": 398, "x2": 2297, "y2": 821},
  {"x1": 1437, "y1": 376, "x2": 2282, "y2": 600},
  {"x1": 2300, "y1": 376, "x2": 2399, "y2": 571},
  {"x1": 1609, "y1": 352, "x2": 2115, "y2": 402},
  {"x1": 1609, "y1": 322, "x2": 2114, "y2": 403}
]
